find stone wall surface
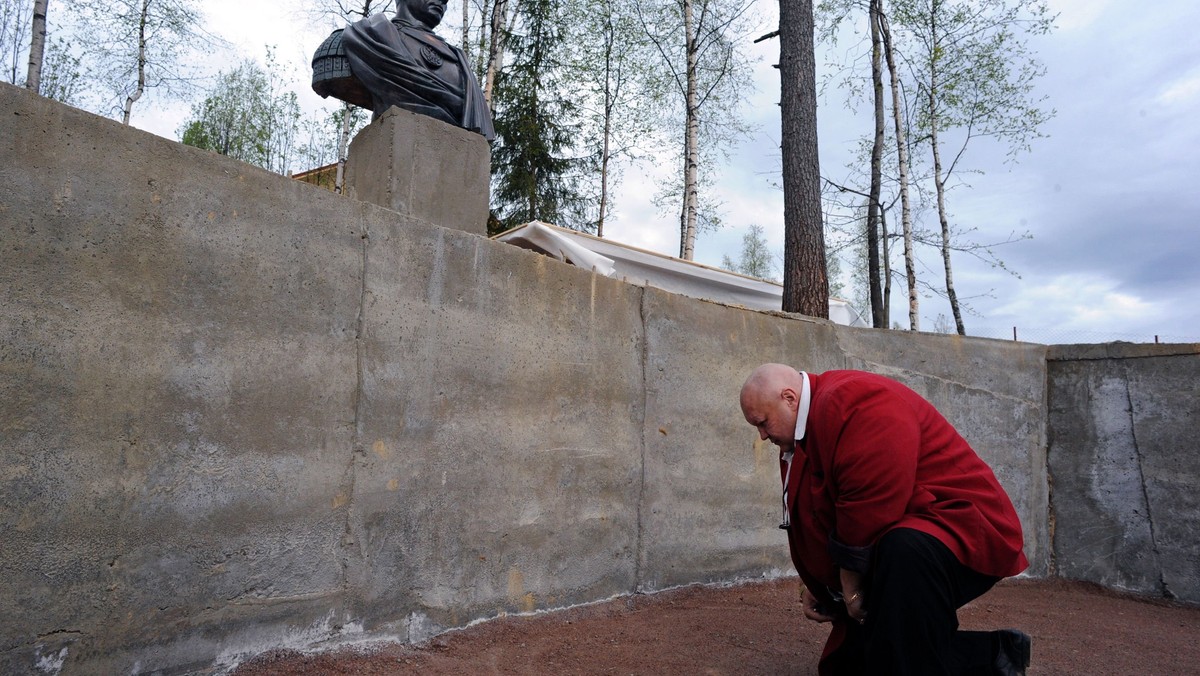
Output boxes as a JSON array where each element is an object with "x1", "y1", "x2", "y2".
[
  {"x1": 5, "y1": 82, "x2": 1190, "y2": 676},
  {"x1": 1046, "y1": 343, "x2": 1200, "y2": 601}
]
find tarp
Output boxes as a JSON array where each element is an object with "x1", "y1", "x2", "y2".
[{"x1": 494, "y1": 221, "x2": 869, "y2": 328}]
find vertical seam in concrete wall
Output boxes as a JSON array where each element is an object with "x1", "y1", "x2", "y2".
[
  {"x1": 1122, "y1": 363, "x2": 1169, "y2": 598},
  {"x1": 338, "y1": 215, "x2": 371, "y2": 592},
  {"x1": 1043, "y1": 364, "x2": 1057, "y2": 577},
  {"x1": 634, "y1": 287, "x2": 649, "y2": 594}
]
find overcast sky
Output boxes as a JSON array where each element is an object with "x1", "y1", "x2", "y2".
[{"x1": 134, "y1": 0, "x2": 1200, "y2": 344}]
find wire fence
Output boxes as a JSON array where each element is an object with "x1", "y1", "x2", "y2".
[{"x1": 967, "y1": 326, "x2": 1200, "y2": 346}]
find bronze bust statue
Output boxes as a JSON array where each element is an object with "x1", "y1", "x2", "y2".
[{"x1": 312, "y1": 0, "x2": 495, "y2": 141}]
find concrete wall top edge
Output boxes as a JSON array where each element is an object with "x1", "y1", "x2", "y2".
[{"x1": 1047, "y1": 342, "x2": 1200, "y2": 361}]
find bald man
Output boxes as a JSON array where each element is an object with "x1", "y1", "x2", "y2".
[{"x1": 740, "y1": 364, "x2": 1031, "y2": 676}]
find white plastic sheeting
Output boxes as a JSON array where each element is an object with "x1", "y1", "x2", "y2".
[{"x1": 494, "y1": 221, "x2": 869, "y2": 328}]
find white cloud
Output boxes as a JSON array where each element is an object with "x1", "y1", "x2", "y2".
[
  {"x1": 990, "y1": 274, "x2": 1165, "y2": 331},
  {"x1": 1156, "y1": 70, "x2": 1200, "y2": 106}
]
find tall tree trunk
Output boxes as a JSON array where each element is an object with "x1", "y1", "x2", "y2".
[
  {"x1": 679, "y1": 0, "x2": 699, "y2": 260},
  {"x1": 927, "y1": 3, "x2": 964, "y2": 335},
  {"x1": 879, "y1": 8, "x2": 918, "y2": 330},
  {"x1": 880, "y1": 206, "x2": 891, "y2": 322},
  {"x1": 483, "y1": 0, "x2": 509, "y2": 106},
  {"x1": 779, "y1": 0, "x2": 828, "y2": 316},
  {"x1": 866, "y1": 0, "x2": 886, "y2": 327},
  {"x1": 123, "y1": 0, "x2": 150, "y2": 125},
  {"x1": 335, "y1": 101, "x2": 353, "y2": 194},
  {"x1": 474, "y1": 0, "x2": 491, "y2": 79},
  {"x1": 462, "y1": 0, "x2": 469, "y2": 51},
  {"x1": 597, "y1": 14, "x2": 615, "y2": 238},
  {"x1": 25, "y1": 0, "x2": 48, "y2": 92}
]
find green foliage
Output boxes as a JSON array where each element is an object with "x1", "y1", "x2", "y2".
[
  {"x1": 490, "y1": 0, "x2": 594, "y2": 234},
  {"x1": 634, "y1": 0, "x2": 758, "y2": 256},
  {"x1": 178, "y1": 50, "x2": 304, "y2": 175},
  {"x1": 559, "y1": 0, "x2": 667, "y2": 231},
  {"x1": 895, "y1": 0, "x2": 1055, "y2": 160},
  {"x1": 722, "y1": 224, "x2": 777, "y2": 280},
  {"x1": 39, "y1": 37, "x2": 88, "y2": 105}
]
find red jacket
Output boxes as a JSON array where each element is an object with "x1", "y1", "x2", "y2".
[{"x1": 782, "y1": 371, "x2": 1027, "y2": 670}]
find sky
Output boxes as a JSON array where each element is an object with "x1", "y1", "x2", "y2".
[{"x1": 131, "y1": 0, "x2": 1200, "y2": 345}]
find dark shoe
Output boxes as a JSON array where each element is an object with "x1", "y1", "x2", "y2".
[{"x1": 995, "y1": 629, "x2": 1031, "y2": 676}]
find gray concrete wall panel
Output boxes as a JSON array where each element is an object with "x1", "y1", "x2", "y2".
[
  {"x1": 1047, "y1": 345, "x2": 1200, "y2": 601},
  {"x1": 348, "y1": 219, "x2": 646, "y2": 635},
  {"x1": 1, "y1": 84, "x2": 363, "y2": 673}
]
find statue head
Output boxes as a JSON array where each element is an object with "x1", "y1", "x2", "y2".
[{"x1": 395, "y1": 0, "x2": 447, "y2": 31}]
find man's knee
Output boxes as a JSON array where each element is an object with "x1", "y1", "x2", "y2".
[
  {"x1": 869, "y1": 528, "x2": 958, "y2": 602},
  {"x1": 873, "y1": 528, "x2": 949, "y2": 572}
]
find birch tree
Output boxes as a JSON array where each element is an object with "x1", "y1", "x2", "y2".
[
  {"x1": 864, "y1": 0, "x2": 886, "y2": 326},
  {"x1": 481, "y1": 0, "x2": 510, "y2": 105},
  {"x1": 4, "y1": 1, "x2": 87, "y2": 105},
  {"x1": 636, "y1": 0, "x2": 756, "y2": 261},
  {"x1": 878, "y1": 8, "x2": 918, "y2": 329},
  {"x1": 898, "y1": 0, "x2": 1054, "y2": 334},
  {"x1": 563, "y1": 0, "x2": 664, "y2": 237},
  {"x1": 76, "y1": 0, "x2": 214, "y2": 124},
  {"x1": 24, "y1": 0, "x2": 46, "y2": 91},
  {"x1": 453, "y1": 0, "x2": 510, "y2": 105},
  {"x1": 817, "y1": 0, "x2": 1049, "y2": 331}
]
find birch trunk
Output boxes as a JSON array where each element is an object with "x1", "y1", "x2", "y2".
[
  {"x1": 597, "y1": 15, "x2": 615, "y2": 238},
  {"x1": 122, "y1": 0, "x2": 150, "y2": 124},
  {"x1": 879, "y1": 9, "x2": 918, "y2": 330},
  {"x1": 462, "y1": 0, "x2": 469, "y2": 52},
  {"x1": 483, "y1": 0, "x2": 509, "y2": 107},
  {"x1": 866, "y1": 0, "x2": 886, "y2": 327},
  {"x1": 927, "y1": 3, "x2": 965, "y2": 335},
  {"x1": 679, "y1": 0, "x2": 699, "y2": 260},
  {"x1": 335, "y1": 101, "x2": 353, "y2": 194},
  {"x1": 25, "y1": 0, "x2": 48, "y2": 92}
]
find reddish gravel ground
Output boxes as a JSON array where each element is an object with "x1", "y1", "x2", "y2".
[{"x1": 233, "y1": 578, "x2": 1200, "y2": 675}]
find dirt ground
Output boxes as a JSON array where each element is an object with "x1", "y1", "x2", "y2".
[{"x1": 233, "y1": 578, "x2": 1200, "y2": 675}]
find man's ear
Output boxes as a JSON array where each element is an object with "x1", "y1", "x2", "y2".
[{"x1": 780, "y1": 387, "x2": 798, "y2": 410}]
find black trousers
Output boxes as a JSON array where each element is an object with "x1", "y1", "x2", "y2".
[{"x1": 826, "y1": 528, "x2": 1005, "y2": 676}]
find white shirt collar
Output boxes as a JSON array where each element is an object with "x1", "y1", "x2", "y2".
[{"x1": 793, "y1": 370, "x2": 811, "y2": 442}]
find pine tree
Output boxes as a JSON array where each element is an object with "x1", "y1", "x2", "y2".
[
  {"x1": 490, "y1": 0, "x2": 592, "y2": 234},
  {"x1": 779, "y1": 0, "x2": 828, "y2": 316}
]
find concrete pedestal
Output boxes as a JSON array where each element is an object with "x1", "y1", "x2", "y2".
[{"x1": 345, "y1": 106, "x2": 491, "y2": 236}]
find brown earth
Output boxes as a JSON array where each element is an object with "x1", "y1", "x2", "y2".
[{"x1": 233, "y1": 578, "x2": 1200, "y2": 675}]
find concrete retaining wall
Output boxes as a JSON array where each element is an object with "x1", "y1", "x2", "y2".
[
  {"x1": 2, "y1": 82, "x2": 1052, "y2": 674},
  {"x1": 1046, "y1": 343, "x2": 1200, "y2": 601}
]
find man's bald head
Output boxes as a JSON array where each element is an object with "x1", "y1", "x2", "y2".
[{"x1": 740, "y1": 363, "x2": 805, "y2": 447}]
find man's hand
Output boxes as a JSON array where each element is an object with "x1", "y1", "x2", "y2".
[
  {"x1": 801, "y1": 585, "x2": 836, "y2": 623},
  {"x1": 840, "y1": 568, "x2": 867, "y2": 624}
]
